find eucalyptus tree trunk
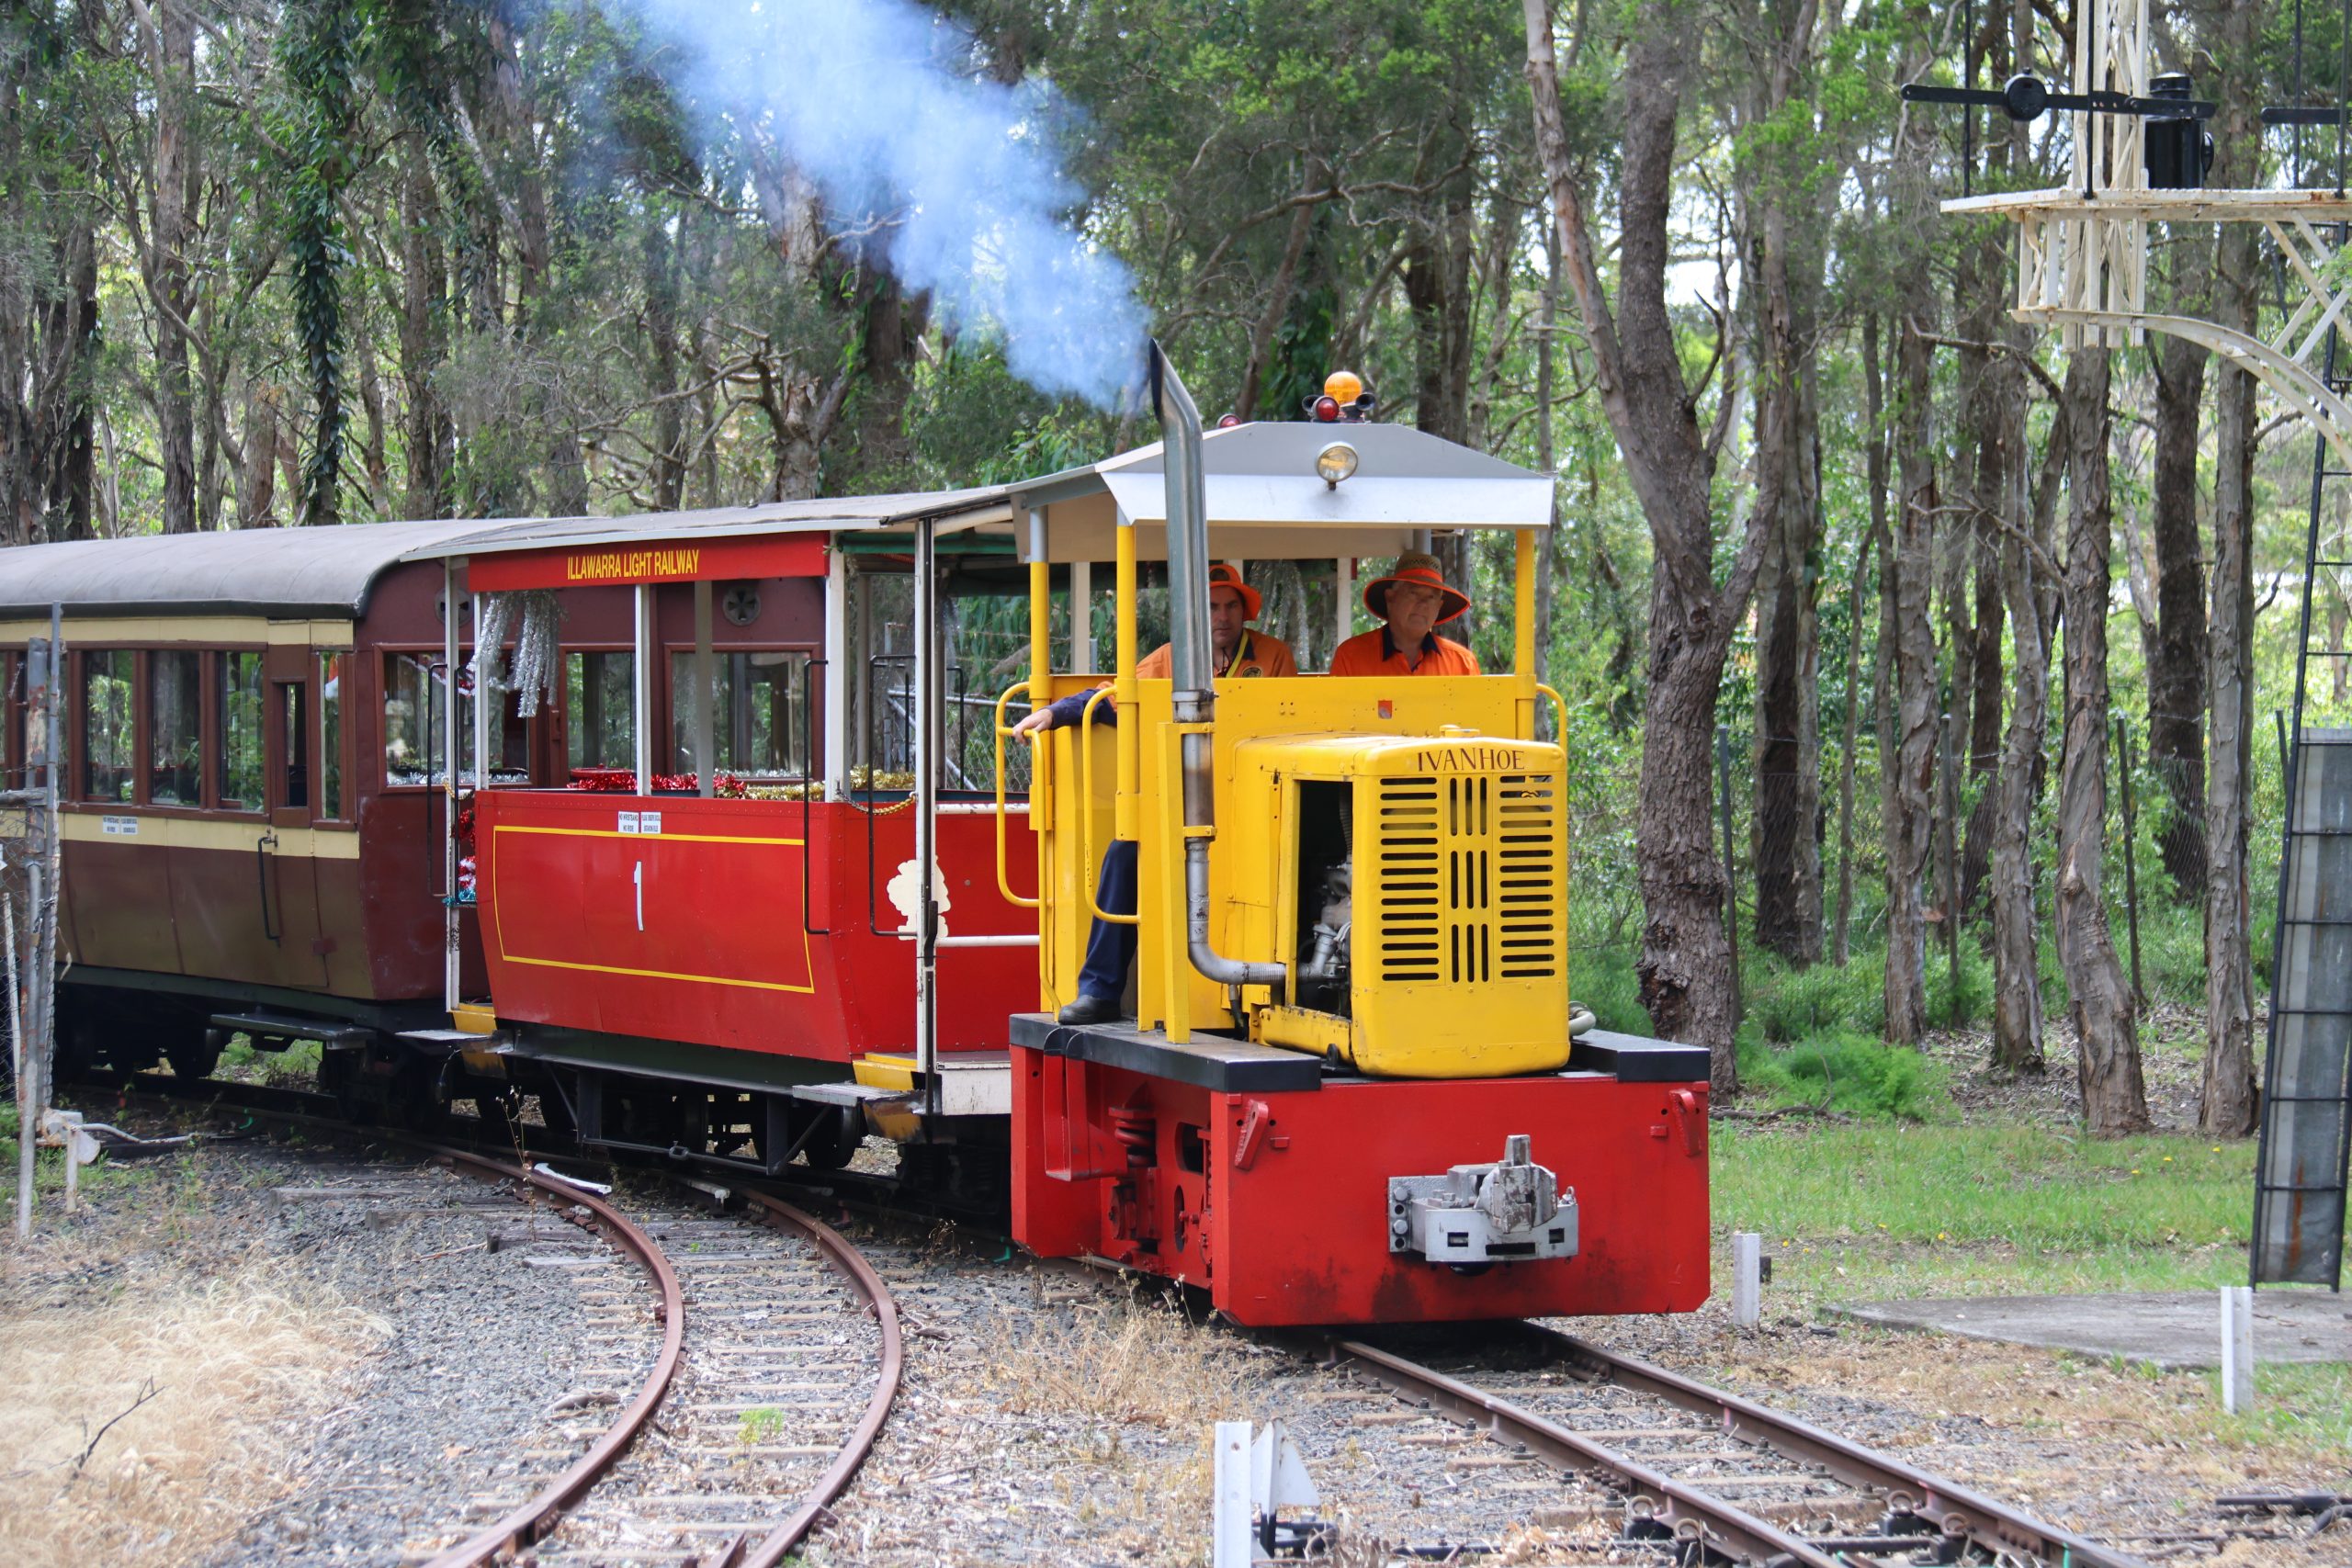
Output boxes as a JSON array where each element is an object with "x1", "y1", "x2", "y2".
[
  {"x1": 2055, "y1": 347, "x2": 2151, "y2": 1134},
  {"x1": 1526, "y1": 0, "x2": 1773, "y2": 1091},
  {"x1": 1840, "y1": 308, "x2": 1894, "y2": 965},
  {"x1": 1532, "y1": 221, "x2": 1562, "y2": 683},
  {"x1": 147, "y1": 0, "x2": 198, "y2": 533},
  {"x1": 1952, "y1": 233, "x2": 2009, "y2": 921},
  {"x1": 644, "y1": 219, "x2": 685, "y2": 510},
  {"x1": 1884, "y1": 306, "x2": 1938, "y2": 1045},
  {"x1": 2198, "y1": 0, "x2": 2265, "y2": 1138},
  {"x1": 1741, "y1": 0, "x2": 1827, "y2": 966},
  {"x1": 399, "y1": 139, "x2": 453, "y2": 521},
  {"x1": 1833, "y1": 523, "x2": 1875, "y2": 966},
  {"x1": 2201, "y1": 231, "x2": 2262, "y2": 1135},
  {"x1": 1989, "y1": 391, "x2": 2065, "y2": 1076},
  {"x1": 2149, "y1": 330, "x2": 2211, "y2": 897},
  {"x1": 1407, "y1": 178, "x2": 1478, "y2": 639},
  {"x1": 1749, "y1": 219, "x2": 1825, "y2": 964}
]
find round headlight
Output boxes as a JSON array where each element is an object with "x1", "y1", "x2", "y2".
[{"x1": 1316, "y1": 440, "x2": 1359, "y2": 489}]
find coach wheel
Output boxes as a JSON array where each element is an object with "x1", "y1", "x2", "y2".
[
  {"x1": 164, "y1": 1026, "x2": 223, "y2": 1083},
  {"x1": 383, "y1": 1055, "x2": 439, "y2": 1131},
  {"x1": 801, "y1": 1104, "x2": 864, "y2": 1170},
  {"x1": 319, "y1": 1050, "x2": 369, "y2": 1122},
  {"x1": 763, "y1": 1102, "x2": 861, "y2": 1172}
]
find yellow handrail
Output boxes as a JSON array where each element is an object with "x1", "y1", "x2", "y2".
[
  {"x1": 991, "y1": 680, "x2": 1040, "y2": 909},
  {"x1": 1537, "y1": 682, "x2": 1568, "y2": 746},
  {"x1": 1077, "y1": 687, "x2": 1138, "y2": 926}
]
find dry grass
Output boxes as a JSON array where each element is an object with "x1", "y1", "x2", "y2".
[
  {"x1": 978, "y1": 1285, "x2": 1257, "y2": 1431},
  {"x1": 0, "y1": 1262, "x2": 384, "y2": 1565},
  {"x1": 974, "y1": 1281, "x2": 1269, "y2": 1564}
]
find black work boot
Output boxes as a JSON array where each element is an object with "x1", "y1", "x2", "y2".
[{"x1": 1056, "y1": 993, "x2": 1123, "y2": 1026}]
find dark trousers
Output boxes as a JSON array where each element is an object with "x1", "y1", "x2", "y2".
[{"x1": 1077, "y1": 839, "x2": 1139, "y2": 1003}]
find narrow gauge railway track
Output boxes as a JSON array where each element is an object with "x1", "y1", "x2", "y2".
[
  {"x1": 75, "y1": 1075, "x2": 901, "y2": 1568},
  {"x1": 1309, "y1": 1322, "x2": 2154, "y2": 1568},
  {"x1": 443, "y1": 1179, "x2": 900, "y2": 1568}
]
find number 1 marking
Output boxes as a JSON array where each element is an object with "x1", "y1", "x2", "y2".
[{"x1": 635, "y1": 860, "x2": 644, "y2": 932}]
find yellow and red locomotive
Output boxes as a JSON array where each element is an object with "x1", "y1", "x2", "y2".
[{"x1": 10, "y1": 353, "x2": 1710, "y2": 1327}]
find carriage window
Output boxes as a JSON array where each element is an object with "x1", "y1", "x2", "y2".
[
  {"x1": 383, "y1": 653, "x2": 432, "y2": 784},
  {"x1": 149, "y1": 650, "x2": 200, "y2": 806},
  {"x1": 219, "y1": 651, "x2": 265, "y2": 810},
  {"x1": 277, "y1": 682, "x2": 310, "y2": 811},
  {"x1": 565, "y1": 651, "x2": 634, "y2": 773},
  {"x1": 318, "y1": 652, "x2": 344, "y2": 818},
  {"x1": 80, "y1": 650, "x2": 133, "y2": 802},
  {"x1": 669, "y1": 650, "x2": 808, "y2": 781},
  {"x1": 383, "y1": 651, "x2": 528, "y2": 785}
]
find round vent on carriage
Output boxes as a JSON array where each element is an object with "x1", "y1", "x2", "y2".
[{"x1": 722, "y1": 583, "x2": 762, "y2": 626}]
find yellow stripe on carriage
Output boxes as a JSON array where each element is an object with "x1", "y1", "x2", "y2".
[{"x1": 500, "y1": 953, "x2": 818, "y2": 994}]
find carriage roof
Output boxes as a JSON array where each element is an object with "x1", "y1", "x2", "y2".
[{"x1": 0, "y1": 423, "x2": 1553, "y2": 617}]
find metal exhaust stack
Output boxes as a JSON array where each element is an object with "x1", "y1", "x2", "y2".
[{"x1": 1148, "y1": 341, "x2": 1284, "y2": 997}]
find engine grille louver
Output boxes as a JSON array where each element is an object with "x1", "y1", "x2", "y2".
[{"x1": 1374, "y1": 773, "x2": 1564, "y2": 986}]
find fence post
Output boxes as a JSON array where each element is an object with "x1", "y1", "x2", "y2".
[
  {"x1": 1212, "y1": 1422, "x2": 1252, "y2": 1567},
  {"x1": 2114, "y1": 715, "x2": 2144, "y2": 1008},
  {"x1": 1716, "y1": 725, "x2": 1742, "y2": 1028},
  {"x1": 1939, "y1": 710, "x2": 1961, "y2": 1024},
  {"x1": 2220, "y1": 1286, "x2": 2256, "y2": 1414}
]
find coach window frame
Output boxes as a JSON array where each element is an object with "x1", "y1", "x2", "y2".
[
  {"x1": 75, "y1": 646, "x2": 138, "y2": 807},
  {"x1": 661, "y1": 638, "x2": 820, "y2": 784},
  {"x1": 376, "y1": 644, "x2": 541, "y2": 793},
  {"x1": 560, "y1": 643, "x2": 639, "y2": 778},
  {"x1": 213, "y1": 646, "x2": 270, "y2": 819}
]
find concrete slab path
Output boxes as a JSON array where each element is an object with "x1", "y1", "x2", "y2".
[{"x1": 1831, "y1": 1290, "x2": 2352, "y2": 1370}]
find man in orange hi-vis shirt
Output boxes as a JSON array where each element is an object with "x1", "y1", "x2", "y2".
[
  {"x1": 1329, "y1": 549, "x2": 1481, "y2": 676},
  {"x1": 1012, "y1": 563, "x2": 1296, "y2": 1024}
]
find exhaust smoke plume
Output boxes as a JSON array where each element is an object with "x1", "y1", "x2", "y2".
[{"x1": 632, "y1": 0, "x2": 1146, "y2": 409}]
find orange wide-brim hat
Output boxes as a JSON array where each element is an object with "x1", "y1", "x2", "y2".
[
  {"x1": 1363, "y1": 550, "x2": 1469, "y2": 625},
  {"x1": 1207, "y1": 562, "x2": 1262, "y2": 620}
]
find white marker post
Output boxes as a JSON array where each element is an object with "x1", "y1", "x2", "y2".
[
  {"x1": 2220, "y1": 1286, "x2": 2256, "y2": 1414},
  {"x1": 1732, "y1": 1232, "x2": 1763, "y2": 1331},
  {"x1": 1212, "y1": 1421, "x2": 1252, "y2": 1568}
]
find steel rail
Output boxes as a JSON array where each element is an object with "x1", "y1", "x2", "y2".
[
  {"x1": 419, "y1": 1147, "x2": 685, "y2": 1568},
  {"x1": 1323, "y1": 1336, "x2": 1851, "y2": 1568},
  {"x1": 723, "y1": 1186, "x2": 906, "y2": 1568},
  {"x1": 1529, "y1": 1325, "x2": 2155, "y2": 1568}
]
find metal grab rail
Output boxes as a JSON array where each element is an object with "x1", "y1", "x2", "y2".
[
  {"x1": 990, "y1": 680, "x2": 1039, "y2": 909},
  {"x1": 1076, "y1": 688, "x2": 1137, "y2": 926},
  {"x1": 1536, "y1": 682, "x2": 1569, "y2": 744}
]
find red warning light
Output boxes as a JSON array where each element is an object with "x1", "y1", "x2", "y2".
[{"x1": 1312, "y1": 395, "x2": 1341, "y2": 423}]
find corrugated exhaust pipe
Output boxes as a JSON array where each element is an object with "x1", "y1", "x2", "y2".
[{"x1": 1148, "y1": 341, "x2": 1285, "y2": 997}]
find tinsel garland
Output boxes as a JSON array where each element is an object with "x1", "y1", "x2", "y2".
[{"x1": 465, "y1": 590, "x2": 564, "y2": 717}]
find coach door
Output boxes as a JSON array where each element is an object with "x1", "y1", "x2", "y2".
[{"x1": 259, "y1": 647, "x2": 329, "y2": 987}]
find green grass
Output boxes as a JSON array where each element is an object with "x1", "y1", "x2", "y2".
[
  {"x1": 0, "y1": 1098, "x2": 160, "y2": 1204},
  {"x1": 1713, "y1": 1122, "x2": 2255, "y2": 1300},
  {"x1": 218, "y1": 1034, "x2": 322, "y2": 1086},
  {"x1": 2210, "y1": 1362, "x2": 2352, "y2": 1450},
  {"x1": 1736, "y1": 1029, "x2": 1949, "y2": 1119}
]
